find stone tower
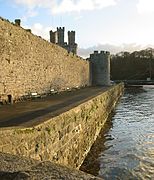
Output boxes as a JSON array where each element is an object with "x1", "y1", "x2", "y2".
[
  {"x1": 88, "y1": 51, "x2": 110, "y2": 86},
  {"x1": 68, "y1": 31, "x2": 75, "y2": 45},
  {"x1": 57, "y1": 27, "x2": 65, "y2": 46},
  {"x1": 68, "y1": 31, "x2": 77, "y2": 54},
  {"x1": 49, "y1": 27, "x2": 77, "y2": 54},
  {"x1": 49, "y1": 30, "x2": 58, "y2": 44}
]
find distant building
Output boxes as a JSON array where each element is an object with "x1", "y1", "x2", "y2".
[{"x1": 49, "y1": 27, "x2": 77, "y2": 54}]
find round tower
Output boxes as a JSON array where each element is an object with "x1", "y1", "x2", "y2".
[{"x1": 88, "y1": 51, "x2": 110, "y2": 86}]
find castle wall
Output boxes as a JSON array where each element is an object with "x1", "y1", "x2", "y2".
[
  {"x1": 0, "y1": 18, "x2": 90, "y2": 103},
  {"x1": 0, "y1": 83, "x2": 124, "y2": 169}
]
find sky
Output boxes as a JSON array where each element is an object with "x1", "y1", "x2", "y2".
[{"x1": 1, "y1": 0, "x2": 154, "y2": 57}]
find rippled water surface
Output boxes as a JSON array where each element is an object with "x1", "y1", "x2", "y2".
[{"x1": 80, "y1": 86, "x2": 154, "y2": 179}]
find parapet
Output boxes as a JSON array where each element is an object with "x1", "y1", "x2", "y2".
[
  {"x1": 94, "y1": 51, "x2": 99, "y2": 54},
  {"x1": 57, "y1": 27, "x2": 65, "y2": 31},
  {"x1": 15, "y1": 19, "x2": 21, "y2": 26},
  {"x1": 89, "y1": 50, "x2": 110, "y2": 59},
  {"x1": 14, "y1": 19, "x2": 31, "y2": 33},
  {"x1": 26, "y1": 29, "x2": 32, "y2": 33},
  {"x1": 100, "y1": 51, "x2": 110, "y2": 55},
  {"x1": 68, "y1": 31, "x2": 75, "y2": 34}
]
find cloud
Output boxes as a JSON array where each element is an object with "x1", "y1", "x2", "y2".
[
  {"x1": 78, "y1": 43, "x2": 151, "y2": 58},
  {"x1": 23, "y1": 23, "x2": 52, "y2": 41},
  {"x1": 137, "y1": 0, "x2": 154, "y2": 14},
  {"x1": 74, "y1": 15, "x2": 83, "y2": 21},
  {"x1": 14, "y1": 0, "x2": 56, "y2": 19},
  {"x1": 14, "y1": 0, "x2": 118, "y2": 15},
  {"x1": 52, "y1": 0, "x2": 117, "y2": 14},
  {"x1": 14, "y1": 0, "x2": 55, "y2": 9},
  {"x1": 22, "y1": 9, "x2": 38, "y2": 21}
]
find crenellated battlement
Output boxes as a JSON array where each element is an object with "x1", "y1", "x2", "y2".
[
  {"x1": 68, "y1": 31, "x2": 75, "y2": 34},
  {"x1": 57, "y1": 27, "x2": 65, "y2": 30},
  {"x1": 92, "y1": 50, "x2": 110, "y2": 55},
  {"x1": 50, "y1": 27, "x2": 77, "y2": 54},
  {"x1": 89, "y1": 51, "x2": 110, "y2": 60}
]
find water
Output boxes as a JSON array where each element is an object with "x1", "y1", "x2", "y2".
[{"x1": 80, "y1": 85, "x2": 154, "y2": 179}]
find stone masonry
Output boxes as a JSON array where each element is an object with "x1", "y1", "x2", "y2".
[
  {"x1": 0, "y1": 18, "x2": 89, "y2": 104},
  {"x1": 0, "y1": 83, "x2": 124, "y2": 169}
]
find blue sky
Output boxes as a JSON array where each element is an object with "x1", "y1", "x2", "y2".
[{"x1": 1, "y1": 0, "x2": 154, "y2": 56}]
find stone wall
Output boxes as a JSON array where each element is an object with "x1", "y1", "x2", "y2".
[
  {"x1": 0, "y1": 84, "x2": 124, "y2": 169},
  {"x1": 0, "y1": 18, "x2": 90, "y2": 103}
]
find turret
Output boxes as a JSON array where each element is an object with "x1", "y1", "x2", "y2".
[
  {"x1": 88, "y1": 51, "x2": 110, "y2": 86},
  {"x1": 15, "y1": 19, "x2": 21, "y2": 26},
  {"x1": 49, "y1": 27, "x2": 77, "y2": 54},
  {"x1": 49, "y1": 30, "x2": 58, "y2": 44},
  {"x1": 57, "y1": 27, "x2": 65, "y2": 46},
  {"x1": 67, "y1": 30, "x2": 77, "y2": 54},
  {"x1": 68, "y1": 31, "x2": 75, "y2": 45}
]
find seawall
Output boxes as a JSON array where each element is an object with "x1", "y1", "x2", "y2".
[
  {"x1": 0, "y1": 83, "x2": 124, "y2": 170},
  {"x1": 0, "y1": 17, "x2": 90, "y2": 103}
]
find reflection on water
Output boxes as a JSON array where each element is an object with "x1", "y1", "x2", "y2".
[{"x1": 80, "y1": 85, "x2": 154, "y2": 180}]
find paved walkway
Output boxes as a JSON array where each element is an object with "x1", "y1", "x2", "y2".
[{"x1": 0, "y1": 87, "x2": 108, "y2": 128}]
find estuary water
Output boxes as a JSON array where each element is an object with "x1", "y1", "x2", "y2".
[{"x1": 80, "y1": 85, "x2": 154, "y2": 180}]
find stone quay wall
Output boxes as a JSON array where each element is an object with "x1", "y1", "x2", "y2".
[
  {"x1": 0, "y1": 83, "x2": 124, "y2": 169},
  {"x1": 0, "y1": 18, "x2": 90, "y2": 103}
]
